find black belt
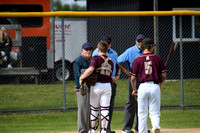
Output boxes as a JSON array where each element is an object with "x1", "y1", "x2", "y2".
[{"x1": 141, "y1": 81, "x2": 159, "y2": 85}]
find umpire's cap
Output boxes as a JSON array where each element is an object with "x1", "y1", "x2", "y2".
[
  {"x1": 136, "y1": 34, "x2": 145, "y2": 41},
  {"x1": 102, "y1": 35, "x2": 112, "y2": 44}
]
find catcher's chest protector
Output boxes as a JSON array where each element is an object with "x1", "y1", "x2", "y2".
[{"x1": 97, "y1": 55, "x2": 112, "y2": 73}]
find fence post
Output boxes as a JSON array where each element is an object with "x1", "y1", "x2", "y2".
[
  {"x1": 153, "y1": 0, "x2": 159, "y2": 55},
  {"x1": 179, "y1": 16, "x2": 184, "y2": 110},
  {"x1": 62, "y1": 17, "x2": 67, "y2": 111}
]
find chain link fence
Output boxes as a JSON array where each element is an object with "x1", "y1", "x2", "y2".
[{"x1": 0, "y1": 14, "x2": 199, "y2": 112}]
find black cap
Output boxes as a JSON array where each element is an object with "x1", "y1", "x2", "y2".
[
  {"x1": 142, "y1": 38, "x2": 154, "y2": 45},
  {"x1": 82, "y1": 42, "x2": 93, "y2": 49},
  {"x1": 102, "y1": 35, "x2": 112, "y2": 44}
]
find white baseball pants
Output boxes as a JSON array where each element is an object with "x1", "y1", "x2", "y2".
[
  {"x1": 90, "y1": 82, "x2": 111, "y2": 133},
  {"x1": 138, "y1": 81, "x2": 161, "y2": 133}
]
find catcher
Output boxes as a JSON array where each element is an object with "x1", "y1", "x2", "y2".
[
  {"x1": 73, "y1": 42, "x2": 93, "y2": 133},
  {"x1": 79, "y1": 41, "x2": 114, "y2": 133}
]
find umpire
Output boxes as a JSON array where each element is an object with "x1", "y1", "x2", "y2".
[
  {"x1": 73, "y1": 42, "x2": 93, "y2": 133},
  {"x1": 117, "y1": 34, "x2": 144, "y2": 133},
  {"x1": 92, "y1": 35, "x2": 120, "y2": 133}
]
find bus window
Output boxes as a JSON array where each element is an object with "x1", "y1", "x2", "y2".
[{"x1": 0, "y1": 4, "x2": 43, "y2": 27}]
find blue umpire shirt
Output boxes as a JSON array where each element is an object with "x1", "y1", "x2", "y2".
[
  {"x1": 117, "y1": 44, "x2": 143, "y2": 71},
  {"x1": 92, "y1": 48, "x2": 118, "y2": 77}
]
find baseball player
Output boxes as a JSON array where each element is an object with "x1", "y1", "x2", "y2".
[
  {"x1": 130, "y1": 38, "x2": 167, "y2": 133},
  {"x1": 73, "y1": 42, "x2": 93, "y2": 133},
  {"x1": 92, "y1": 35, "x2": 120, "y2": 133},
  {"x1": 79, "y1": 41, "x2": 114, "y2": 133}
]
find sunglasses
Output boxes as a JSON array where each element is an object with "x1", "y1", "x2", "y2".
[
  {"x1": 137, "y1": 40, "x2": 143, "y2": 43},
  {"x1": 85, "y1": 48, "x2": 92, "y2": 51}
]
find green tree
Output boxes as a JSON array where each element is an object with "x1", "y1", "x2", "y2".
[
  {"x1": 53, "y1": 0, "x2": 63, "y2": 11},
  {"x1": 54, "y1": 0, "x2": 86, "y2": 11}
]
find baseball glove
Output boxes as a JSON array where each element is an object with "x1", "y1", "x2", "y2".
[
  {"x1": 131, "y1": 90, "x2": 138, "y2": 101},
  {"x1": 81, "y1": 68, "x2": 98, "y2": 86},
  {"x1": 84, "y1": 71, "x2": 98, "y2": 86},
  {"x1": 79, "y1": 82, "x2": 89, "y2": 96}
]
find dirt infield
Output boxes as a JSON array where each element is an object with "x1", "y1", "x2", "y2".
[
  {"x1": 160, "y1": 128, "x2": 200, "y2": 133},
  {"x1": 61, "y1": 128, "x2": 200, "y2": 133}
]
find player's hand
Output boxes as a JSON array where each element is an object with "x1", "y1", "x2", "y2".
[
  {"x1": 131, "y1": 89, "x2": 138, "y2": 101},
  {"x1": 112, "y1": 76, "x2": 120, "y2": 82}
]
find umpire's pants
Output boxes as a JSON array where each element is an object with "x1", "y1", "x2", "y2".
[
  {"x1": 107, "y1": 82, "x2": 117, "y2": 132},
  {"x1": 122, "y1": 77, "x2": 139, "y2": 131}
]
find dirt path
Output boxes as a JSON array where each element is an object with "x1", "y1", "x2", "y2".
[
  {"x1": 61, "y1": 128, "x2": 200, "y2": 133},
  {"x1": 160, "y1": 128, "x2": 200, "y2": 133}
]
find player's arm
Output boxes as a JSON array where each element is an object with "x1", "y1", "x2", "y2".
[
  {"x1": 131, "y1": 75, "x2": 138, "y2": 101},
  {"x1": 160, "y1": 72, "x2": 167, "y2": 87},
  {"x1": 116, "y1": 66, "x2": 121, "y2": 77},
  {"x1": 79, "y1": 66, "x2": 95, "y2": 86},
  {"x1": 112, "y1": 65, "x2": 121, "y2": 82},
  {"x1": 130, "y1": 59, "x2": 138, "y2": 92},
  {"x1": 117, "y1": 61, "x2": 132, "y2": 77},
  {"x1": 131, "y1": 75, "x2": 138, "y2": 102},
  {"x1": 131, "y1": 75, "x2": 137, "y2": 92}
]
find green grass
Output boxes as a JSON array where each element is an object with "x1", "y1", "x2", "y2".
[
  {"x1": 0, "y1": 110, "x2": 199, "y2": 132},
  {"x1": 0, "y1": 79, "x2": 199, "y2": 111},
  {"x1": 0, "y1": 79, "x2": 199, "y2": 133},
  {"x1": 161, "y1": 79, "x2": 200, "y2": 106}
]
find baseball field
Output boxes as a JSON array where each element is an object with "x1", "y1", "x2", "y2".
[
  {"x1": 0, "y1": 109, "x2": 200, "y2": 132},
  {"x1": 0, "y1": 79, "x2": 199, "y2": 132}
]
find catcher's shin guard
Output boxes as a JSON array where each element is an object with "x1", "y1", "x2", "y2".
[
  {"x1": 100, "y1": 106, "x2": 109, "y2": 133},
  {"x1": 90, "y1": 105, "x2": 99, "y2": 132}
]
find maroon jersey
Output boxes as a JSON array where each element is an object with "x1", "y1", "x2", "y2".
[
  {"x1": 131, "y1": 53, "x2": 166, "y2": 84},
  {"x1": 90, "y1": 55, "x2": 114, "y2": 83}
]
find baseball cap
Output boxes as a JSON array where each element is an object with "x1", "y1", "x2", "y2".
[
  {"x1": 82, "y1": 42, "x2": 93, "y2": 49},
  {"x1": 142, "y1": 38, "x2": 155, "y2": 45},
  {"x1": 136, "y1": 34, "x2": 145, "y2": 41},
  {"x1": 101, "y1": 35, "x2": 112, "y2": 44}
]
